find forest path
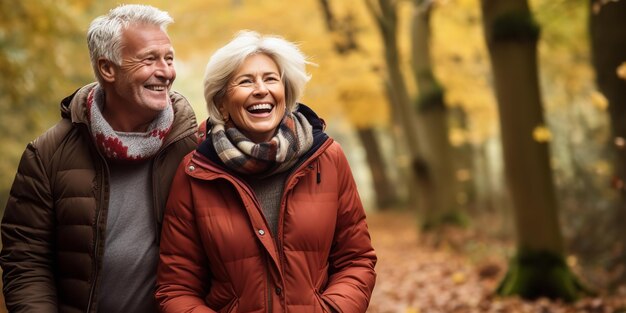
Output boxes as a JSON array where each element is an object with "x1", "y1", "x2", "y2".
[
  {"x1": 366, "y1": 211, "x2": 626, "y2": 313},
  {"x1": 0, "y1": 211, "x2": 624, "y2": 312}
]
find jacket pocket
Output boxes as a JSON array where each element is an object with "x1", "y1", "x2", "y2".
[
  {"x1": 314, "y1": 263, "x2": 331, "y2": 313},
  {"x1": 314, "y1": 291, "x2": 331, "y2": 313},
  {"x1": 218, "y1": 297, "x2": 238, "y2": 313},
  {"x1": 315, "y1": 263, "x2": 330, "y2": 292},
  {"x1": 206, "y1": 281, "x2": 238, "y2": 313}
]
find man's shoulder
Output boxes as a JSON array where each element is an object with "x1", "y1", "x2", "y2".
[
  {"x1": 169, "y1": 91, "x2": 195, "y2": 117},
  {"x1": 168, "y1": 90, "x2": 199, "y2": 143},
  {"x1": 29, "y1": 118, "x2": 78, "y2": 160},
  {"x1": 30, "y1": 83, "x2": 95, "y2": 154}
]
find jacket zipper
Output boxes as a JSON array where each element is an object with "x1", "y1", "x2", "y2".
[
  {"x1": 273, "y1": 139, "x2": 332, "y2": 311},
  {"x1": 218, "y1": 177, "x2": 276, "y2": 312},
  {"x1": 230, "y1": 179, "x2": 275, "y2": 311},
  {"x1": 85, "y1": 131, "x2": 110, "y2": 313}
]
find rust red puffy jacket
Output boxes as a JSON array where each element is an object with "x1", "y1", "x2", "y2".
[{"x1": 156, "y1": 136, "x2": 376, "y2": 313}]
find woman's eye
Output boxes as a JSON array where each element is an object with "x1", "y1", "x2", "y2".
[{"x1": 239, "y1": 79, "x2": 253, "y2": 85}]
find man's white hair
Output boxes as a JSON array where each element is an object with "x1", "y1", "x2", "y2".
[{"x1": 87, "y1": 4, "x2": 173, "y2": 84}]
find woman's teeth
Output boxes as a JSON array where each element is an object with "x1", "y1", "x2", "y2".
[{"x1": 247, "y1": 103, "x2": 273, "y2": 113}]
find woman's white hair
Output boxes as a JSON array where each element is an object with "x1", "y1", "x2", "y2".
[
  {"x1": 203, "y1": 30, "x2": 312, "y2": 125},
  {"x1": 87, "y1": 4, "x2": 173, "y2": 84}
]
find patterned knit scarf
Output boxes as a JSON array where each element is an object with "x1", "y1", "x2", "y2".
[
  {"x1": 86, "y1": 86, "x2": 174, "y2": 161},
  {"x1": 211, "y1": 111, "x2": 314, "y2": 176}
]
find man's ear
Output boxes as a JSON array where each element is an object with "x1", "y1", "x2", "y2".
[{"x1": 98, "y1": 58, "x2": 116, "y2": 83}]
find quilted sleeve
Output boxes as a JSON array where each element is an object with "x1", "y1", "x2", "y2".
[{"x1": 0, "y1": 143, "x2": 58, "y2": 312}]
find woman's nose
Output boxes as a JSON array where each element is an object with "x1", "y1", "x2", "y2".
[{"x1": 253, "y1": 81, "x2": 268, "y2": 95}]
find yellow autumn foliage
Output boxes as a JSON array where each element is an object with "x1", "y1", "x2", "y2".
[
  {"x1": 591, "y1": 91, "x2": 609, "y2": 111},
  {"x1": 138, "y1": 0, "x2": 389, "y2": 128},
  {"x1": 0, "y1": 0, "x2": 612, "y2": 212},
  {"x1": 432, "y1": 0, "x2": 498, "y2": 145},
  {"x1": 533, "y1": 125, "x2": 553, "y2": 143},
  {"x1": 452, "y1": 271, "x2": 467, "y2": 284},
  {"x1": 617, "y1": 62, "x2": 626, "y2": 80}
]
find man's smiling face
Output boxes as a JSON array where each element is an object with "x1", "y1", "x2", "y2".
[{"x1": 112, "y1": 23, "x2": 176, "y2": 119}]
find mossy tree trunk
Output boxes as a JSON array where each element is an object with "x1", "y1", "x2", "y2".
[
  {"x1": 364, "y1": 0, "x2": 470, "y2": 227},
  {"x1": 480, "y1": 0, "x2": 585, "y2": 301},
  {"x1": 589, "y1": 0, "x2": 626, "y2": 287},
  {"x1": 411, "y1": 0, "x2": 466, "y2": 229}
]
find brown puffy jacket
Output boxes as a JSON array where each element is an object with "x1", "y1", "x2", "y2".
[
  {"x1": 0, "y1": 83, "x2": 198, "y2": 313},
  {"x1": 156, "y1": 122, "x2": 377, "y2": 313}
]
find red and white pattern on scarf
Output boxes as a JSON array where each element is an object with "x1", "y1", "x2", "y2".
[{"x1": 86, "y1": 86, "x2": 174, "y2": 161}]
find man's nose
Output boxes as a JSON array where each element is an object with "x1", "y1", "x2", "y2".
[{"x1": 155, "y1": 59, "x2": 175, "y2": 80}]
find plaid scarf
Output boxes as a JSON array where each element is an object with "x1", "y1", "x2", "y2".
[
  {"x1": 86, "y1": 86, "x2": 173, "y2": 161},
  {"x1": 211, "y1": 111, "x2": 314, "y2": 176}
]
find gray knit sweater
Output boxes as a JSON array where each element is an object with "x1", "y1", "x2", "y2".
[{"x1": 246, "y1": 171, "x2": 289, "y2": 237}]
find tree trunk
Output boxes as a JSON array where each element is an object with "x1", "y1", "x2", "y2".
[
  {"x1": 412, "y1": 0, "x2": 465, "y2": 229},
  {"x1": 589, "y1": 0, "x2": 626, "y2": 287},
  {"x1": 480, "y1": 0, "x2": 585, "y2": 301},
  {"x1": 364, "y1": 0, "x2": 435, "y2": 215},
  {"x1": 473, "y1": 142, "x2": 494, "y2": 213},
  {"x1": 357, "y1": 128, "x2": 397, "y2": 209},
  {"x1": 449, "y1": 107, "x2": 478, "y2": 213},
  {"x1": 317, "y1": 0, "x2": 399, "y2": 210}
]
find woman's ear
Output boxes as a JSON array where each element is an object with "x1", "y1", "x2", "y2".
[
  {"x1": 98, "y1": 58, "x2": 116, "y2": 83},
  {"x1": 218, "y1": 103, "x2": 229, "y2": 121}
]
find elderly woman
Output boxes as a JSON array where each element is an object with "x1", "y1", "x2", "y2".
[{"x1": 156, "y1": 31, "x2": 376, "y2": 313}]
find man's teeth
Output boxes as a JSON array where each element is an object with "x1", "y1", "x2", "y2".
[
  {"x1": 146, "y1": 85, "x2": 166, "y2": 91},
  {"x1": 248, "y1": 104, "x2": 273, "y2": 112}
]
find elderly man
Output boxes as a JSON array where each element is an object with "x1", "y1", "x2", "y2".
[{"x1": 0, "y1": 4, "x2": 198, "y2": 312}]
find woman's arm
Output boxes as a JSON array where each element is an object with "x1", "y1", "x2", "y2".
[{"x1": 321, "y1": 144, "x2": 377, "y2": 313}]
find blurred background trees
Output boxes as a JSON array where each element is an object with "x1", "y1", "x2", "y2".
[
  {"x1": 1, "y1": 0, "x2": 625, "y2": 304},
  {"x1": 480, "y1": 0, "x2": 582, "y2": 300},
  {"x1": 589, "y1": 0, "x2": 626, "y2": 288},
  {"x1": 0, "y1": 0, "x2": 96, "y2": 206}
]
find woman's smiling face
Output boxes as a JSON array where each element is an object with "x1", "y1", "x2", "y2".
[{"x1": 220, "y1": 53, "x2": 286, "y2": 143}]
